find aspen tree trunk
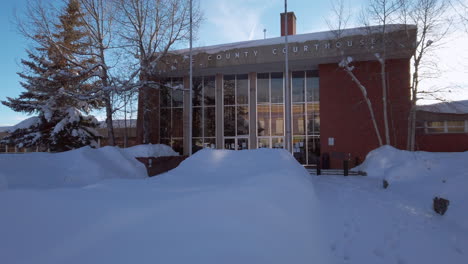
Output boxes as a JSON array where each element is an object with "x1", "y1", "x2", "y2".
[
  {"x1": 380, "y1": 61, "x2": 391, "y2": 145},
  {"x1": 344, "y1": 68, "x2": 384, "y2": 146}
]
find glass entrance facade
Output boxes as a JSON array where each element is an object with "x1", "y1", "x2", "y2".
[
  {"x1": 160, "y1": 77, "x2": 184, "y2": 155},
  {"x1": 291, "y1": 71, "x2": 320, "y2": 165},
  {"x1": 162, "y1": 70, "x2": 321, "y2": 164},
  {"x1": 257, "y1": 72, "x2": 285, "y2": 149},
  {"x1": 223, "y1": 74, "x2": 250, "y2": 150},
  {"x1": 256, "y1": 71, "x2": 320, "y2": 164},
  {"x1": 192, "y1": 76, "x2": 216, "y2": 153}
]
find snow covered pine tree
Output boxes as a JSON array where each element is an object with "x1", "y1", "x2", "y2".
[{"x1": 2, "y1": 0, "x2": 103, "y2": 151}]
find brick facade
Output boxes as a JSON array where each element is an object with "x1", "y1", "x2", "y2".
[{"x1": 319, "y1": 59, "x2": 411, "y2": 168}]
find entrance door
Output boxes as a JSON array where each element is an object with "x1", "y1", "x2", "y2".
[{"x1": 224, "y1": 137, "x2": 249, "y2": 150}]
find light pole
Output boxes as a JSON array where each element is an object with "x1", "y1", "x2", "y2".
[
  {"x1": 284, "y1": 0, "x2": 292, "y2": 153},
  {"x1": 188, "y1": 0, "x2": 193, "y2": 156}
]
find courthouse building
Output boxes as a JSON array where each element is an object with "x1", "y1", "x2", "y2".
[{"x1": 135, "y1": 12, "x2": 447, "y2": 168}]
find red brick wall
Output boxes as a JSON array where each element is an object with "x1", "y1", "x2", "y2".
[
  {"x1": 280, "y1": 12, "x2": 296, "y2": 36},
  {"x1": 416, "y1": 133, "x2": 468, "y2": 152},
  {"x1": 319, "y1": 59, "x2": 411, "y2": 168}
]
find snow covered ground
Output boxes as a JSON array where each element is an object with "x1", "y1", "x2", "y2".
[{"x1": 0, "y1": 146, "x2": 467, "y2": 264}]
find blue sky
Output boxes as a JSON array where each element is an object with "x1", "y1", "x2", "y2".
[{"x1": 0, "y1": 0, "x2": 466, "y2": 126}]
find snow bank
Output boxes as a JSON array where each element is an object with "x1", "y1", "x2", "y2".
[
  {"x1": 0, "y1": 146, "x2": 147, "y2": 190},
  {"x1": 0, "y1": 148, "x2": 330, "y2": 264},
  {"x1": 356, "y1": 146, "x2": 468, "y2": 229},
  {"x1": 121, "y1": 143, "x2": 179, "y2": 157}
]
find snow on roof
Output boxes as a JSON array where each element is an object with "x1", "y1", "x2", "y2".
[
  {"x1": 171, "y1": 24, "x2": 416, "y2": 55},
  {"x1": 7, "y1": 116, "x2": 41, "y2": 133},
  {"x1": 417, "y1": 100, "x2": 468, "y2": 114}
]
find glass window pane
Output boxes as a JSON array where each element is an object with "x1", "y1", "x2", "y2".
[
  {"x1": 293, "y1": 104, "x2": 305, "y2": 135},
  {"x1": 192, "y1": 138, "x2": 203, "y2": 154},
  {"x1": 272, "y1": 137, "x2": 284, "y2": 148},
  {"x1": 293, "y1": 136, "x2": 306, "y2": 164},
  {"x1": 224, "y1": 106, "x2": 235, "y2": 136},
  {"x1": 258, "y1": 138, "x2": 270, "y2": 148},
  {"x1": 224, "y1": 138, "x2": 235, "y2": 150},
  {"x1": 160, "y1": 108, "x2": 171, "y2": 138},
  {"x1": 306, "y1": 73, "x2": 319, "y2": 102},
  {"x1": 447, "y1": 121, "x2": 465, "y2": 127},
  {"x1": 307, "y1": 103, "x2": 320, "y2": 135},
  {"x1": 237, "y1": 138, "x2": 249, "y2": 150},
  {"x1": 271, "y1": 72, "x2": 283, "y2": 103},
  {"x1": 237, "y1": 74, "x2": 249, "y2": 105},
  {"x1": 428, "y1": 127, "x2": 444, "y2": 133},
  {"x1": 204, "y1": 76, "x2": 216, "y2": 106},
  {"x1": 171, "y1": 78, "x2": 184, "y2": 107},
  {"x1": 160, "y1": 138, "x2": 170, "y2": 146},
  {"x1": 257, "y1": 104, "x2": 270, "y2": 136},
  {"x1": 193, "y1": 77, "x2": 203, "y2": 106},
  {"x1": 172, "y1": 108, "x2": 183, "y2": 138},
  {"x1": 204, "y1": 138, "x2": 216, "y2": 149},
  {"x1": 172, "y1": 138, "x2": 184, "y2": 155},
  {"x1": 292, "y1": 71, "x2": 305, "y2": 102},
  {"x1": 427, "y1": 121, "x2": 444, "y2": 127},
  {"x1": 193, "y1": 107, "x2": 202, "y2": 137},
  {"x1": 257, "y1": 73, "x2": 269, "y2": 103},
  {"x1": 271, "y1": 104, "x2": 284, "y2": 136},
  {"x1": 447, "y1": 121, "x2": 465, "y2": 132},
  {"x1": 447, "y1": 126, "x2": 465, "y2": 133},
  {"x1": 307, "y1": 136, "x2": 320, "y2": 165},
  {"x1": 427, "y1": 121, "x2": 444, "y2": 133},
  {"x1": 224, "y1": 75, "x2": 235, "y2": 105},
  {"x1": 204, "y1": 107, "x2": 216, "y2": 137},
  {"x1": 237, "y1": 106, "x2": 249, "y2": 136},
  {"x1": 160, "y1": 86, "x2": 171, "y2": 107}
]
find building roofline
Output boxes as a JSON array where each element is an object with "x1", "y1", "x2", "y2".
[
  {"x1": 170, "y1": 24, "x2": 416, "y2": 56},
  {"x1": 416, "y1": 100, "x2": 468, "y2": 114}
]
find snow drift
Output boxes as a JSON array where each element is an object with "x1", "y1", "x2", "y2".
[
  {"x1": 356, "y1": 146, "x2": 468, "y2": 230},
  {"x1": 0, "y1": 146, "x2": 149, "y2": 190},
  {"x1": 0, "y1": 148, "x2": 329, "y2": 264},
  {"x1": 0, "y1": 144, "x2": 184, "y2": 190}
]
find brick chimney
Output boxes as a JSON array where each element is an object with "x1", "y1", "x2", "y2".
[{"x1": 281, "y1": 12, "x2": 296, "y2": 36}]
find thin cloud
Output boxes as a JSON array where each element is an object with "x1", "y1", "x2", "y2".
[{"x1": 202, "y1": 0, "x2": 272, "y2": 44}]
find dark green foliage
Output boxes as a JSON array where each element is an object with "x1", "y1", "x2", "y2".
[{"x1": 2, "y1": 0, "x2": 103, "y2": 151}]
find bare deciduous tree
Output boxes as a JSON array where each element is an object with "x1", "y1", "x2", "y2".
[
  {"x1": 339, "y1": 57, "x2": 384, "y2": 146},
  {"x1": 115, "y1": 0, "x2": 202, "y2": 144},
  {"x1": 78, "y1": 0, "x2": 122, "y2": 146},
  {"x1": 328, "y1": 0, "x2": 384, "y2": 146},
  {"x1": 328, "y1": 0, "x2": 451, "y2": 151},
  {"x1": 362, "y1": 0, "x2": 403, "y2": 146},
  {"x1": 401, "y1": 0, "x2": 451, "y2": 150}
]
